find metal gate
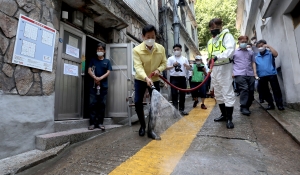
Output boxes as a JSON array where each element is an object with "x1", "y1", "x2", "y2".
[
  {"x1": 54, "y1": 23, "x2": 86, "y2": 120},
  {"x1": 106, "y1": 43, "x2": 133, "y2": 118}
]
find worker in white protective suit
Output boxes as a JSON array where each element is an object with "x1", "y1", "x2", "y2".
[{"x1": 207, "y1": 18, "x2": 236, "y2": 129}]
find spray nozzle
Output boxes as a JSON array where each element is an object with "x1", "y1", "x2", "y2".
[{"x1": 150, "y1": 85, "x2": 156, "y2": 90}]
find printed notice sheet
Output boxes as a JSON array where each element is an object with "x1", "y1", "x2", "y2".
[
  {"x1": 66, "y1": 44, "x2": 79, "y2": 58},
  {"x1": 12, "y1": 15, "x2": 56, "y2": 72},
  {"x1": 64, "y1": 63, "x2": 78, "y2": 76},
  {"x1": 21, "y1": 40, "x2": 36, "y2": 58},
  {"x1": 24, "y1": 23, "x2": 38, "y2": 40},
  {"x1": 42, "y1": 30, "x2": 54, "y2": 46}
]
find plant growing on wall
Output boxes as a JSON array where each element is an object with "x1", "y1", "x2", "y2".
[{"x1": 195, "y1": 0, "x2": 240, "y2": 50}]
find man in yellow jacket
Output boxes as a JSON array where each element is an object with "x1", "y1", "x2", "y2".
[{"x1": 133, "y1": 24, "x2": 167, "y2": 139}]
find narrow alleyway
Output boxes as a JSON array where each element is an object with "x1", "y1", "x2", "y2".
[{"x1": 19, "y1": 97, "x2": 300, "y2": 175}]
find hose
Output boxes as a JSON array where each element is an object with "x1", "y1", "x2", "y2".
[{"x1": 150, "y1": 60, "x2": 214, "y2": 92}]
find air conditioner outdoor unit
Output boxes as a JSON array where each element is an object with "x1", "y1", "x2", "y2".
[
  {"x1": 83, "y1": 17, "x2": 94, "y2": 33},
  {"x1": 72, "y1": 11, "x2": 83, "y2": 26}
]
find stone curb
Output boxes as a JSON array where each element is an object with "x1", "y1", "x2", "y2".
[
  {"x1": 0, "y1": 143, "x2": 70, "y2": 175},
  {"x1": 254, "y1": 94, "x2": 300, "y2": 145}
]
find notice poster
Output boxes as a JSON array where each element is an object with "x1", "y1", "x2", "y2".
[
  {"x1": 66, "y1": 44, "x2": 79, "y2": 58},
  {"x1": 12, "y1": 14, "x2": 56, "y2": 72},
  {"x1": 64, "y1": 63, "x2": 78, "y2": 76}
]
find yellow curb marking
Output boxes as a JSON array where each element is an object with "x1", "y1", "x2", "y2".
[{"x1": 109, "y1": 98, "x2": 215, "y2": 175}]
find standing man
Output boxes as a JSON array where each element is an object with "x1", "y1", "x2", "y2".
[
  {"x1": 207, "y1": 18, "x2": 236, "y2": 129},
  {"x1": 166, "y1": 44, "x2": 191, "y2": 115},
  {"x1": 233, "y1": 36, "x2": 258, "y2": 116},
  {"x1": 133, "y1": 24, "x2": 167, "y2": 139},
  {"x1": 255, "y1": 40, "x2": 285, "y2": 110},
  {"x1": 88, "y1": 43, "x2": 112, "y2": 130}
]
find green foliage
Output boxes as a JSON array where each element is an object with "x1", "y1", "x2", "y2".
[{"x1": 195, "y1": 0, "x2": 240, "y2": 50}]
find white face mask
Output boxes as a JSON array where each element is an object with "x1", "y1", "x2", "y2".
[
  {"x1": 196, "y1": 61, "x2": 201, "y2": 64},
  {"x1": 144, "y1": 39, "x2": 155, "y2": 47},
  {"x1": 247, "y1": 48, "x2": 252, "y2": 51},
  {"x1": 174, "y1": 50, "x2": 181, "y2": 56},
  {"x1": 97, "y1": 52, "x2": 104, "y2": 56},
  {"x1": 258, "y1": 47, "x2": 266, "y2": 52}
]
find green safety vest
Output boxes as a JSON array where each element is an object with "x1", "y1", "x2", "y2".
[
  {"x1": 207, "y1": 32, "x2": 231, "y2": 66},
  {"x1": 191, "y1": 64, "x2": 204, "y2": 83}
]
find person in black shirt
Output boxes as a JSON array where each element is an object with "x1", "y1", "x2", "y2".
[{"x1": 88, "y1": 43, "x2": 112, "y2": 130}]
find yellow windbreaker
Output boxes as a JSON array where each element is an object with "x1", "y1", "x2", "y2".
[{"x1": 133, "y1": 42, "x2": 167, "y2": 82}]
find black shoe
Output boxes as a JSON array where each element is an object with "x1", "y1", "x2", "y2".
[
  {"x1": 240, "y1": 107, "x2": 250, "y2": 116},
  {"x1": 260, "y1": 99, "x2": 264, "y2": 103},
  {"x1": 180, "y1": 110, "x2": 189, "y2": 115},
  {"x1": 214, "y1": 103, "x2": 227, "y2": 122},
  {"x1": 278, "y1": 106, "x2": 285, "y2": 111},
  {"x1": 139, "y1": 127, "x2": 145, "y2": 136},
  {"x1": 235, "y1": 92, "x2": 240, "y2": 96},
  {"x1": 225, "y1": 106, "x2": 234, "y2": 129},
  {"x1": 147, "y1": 130, "x2": 161, "y2": 140},
  {"x1": 226, "y1": 120, "x2": 234, "y2": 129},
  {"x1": 265, "y1": 105, "x2": 275, "y2": 110},
  {"x1": 193, "y1": 100, "x2": 199, "y2": 108},
  {"x1": 214, "y1": 115, "x2": 227, "y2": 122}
]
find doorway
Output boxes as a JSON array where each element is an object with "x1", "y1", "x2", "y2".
[{"x1": 83, "y1": 36, "x2": 105, "y2": 118}]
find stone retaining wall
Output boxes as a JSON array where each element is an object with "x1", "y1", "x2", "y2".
[{"x1": 0, "y1": 0, "x2": 60, "y2": 96}]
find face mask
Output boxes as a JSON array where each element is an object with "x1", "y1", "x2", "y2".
[
  {"x1": 144, "y1": 39, "x2": 155, "y2": 47},
  {"x1": 97, "y1": 52, "x2": 104, "y2": 56},
  {"x1": 247, "y1": 48, "x2": 252, "y2": 51},
  {"x1": 240, "y1": 43, "x2": 247, "y2": 49},
  {"x1": 258, "y1": 47, "x2": 266, "y2": 52},
  {"x1": 174, "y1": 51, "x2": 181, "y2": 56},
  {"x1": 210, "y1": 29, "x2": 221, "y2": 37}
]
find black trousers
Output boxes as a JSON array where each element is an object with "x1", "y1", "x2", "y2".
[
  {"x1": 134, "y1": 79, "x2": 160, "y2": 128},
  {"x1": 259, "y1": 75, "x2": 283, "y2": 107},
  {"x1": 89, "y1": 88, "x2": 108, "y2": 126},
  {"x1": 170, "y1": 76, "x2": 187, "y2": 111},
  {"x1": 235, "y1": 76, "x2": 255, "y2": 108}
]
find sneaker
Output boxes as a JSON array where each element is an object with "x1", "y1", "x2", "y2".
[
  {"x1": 193, "y1": 100, "x2": 199, "y2": 108},
  {"x1": 278, "y1": 106, "x2": 285, "y2": 111},
  {"x1": 201, "y1": 104, "x2": 207, "y2": 109},
  {"x1": 180, "y1": 110, "x2": 189, "y2": 115},
  {"x1": 88, "y1": 125, "x2": 95, "y2": 130}
]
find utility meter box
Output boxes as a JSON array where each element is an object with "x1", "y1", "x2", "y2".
[
  {"x1": 83, "y1": 17, "x2": 94, "y2": 33},
  {"x1": 72, "y1": 11, "x2": 83, "y2": 27}
]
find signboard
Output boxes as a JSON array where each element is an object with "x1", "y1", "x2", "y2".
[{"x1": 12, "y1": 14, "x2": 56, "y2": 72}]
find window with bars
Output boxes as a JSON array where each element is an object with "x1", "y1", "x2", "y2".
[
  {"x1": 191, "y1": 25, "x2": 195, "y2": 41},
  {"x1": 180, "y1": 7, "x2": 186, "y2": 27}
]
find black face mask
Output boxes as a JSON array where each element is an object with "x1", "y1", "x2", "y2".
[{"x1": 211, "y1": 29, "x2": 221, "y2": 37}]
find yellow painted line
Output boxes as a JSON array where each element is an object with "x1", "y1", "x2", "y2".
[{"x1": 109, "y1": 98, "x2": 216, "y2": 175}]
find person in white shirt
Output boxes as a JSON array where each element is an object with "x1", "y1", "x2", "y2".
[{"x1": 166, "y1": 44, "x2": 191, "y2": 115}]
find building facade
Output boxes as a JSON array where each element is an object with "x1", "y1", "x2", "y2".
[
  {"x1": 0, "y1": 0, "x2": 159, "y2": 159},
  {"x1": 158, "y1": 0, "x2": 200, "y2": 59},
  {"x1": 236, "y1": 0, "x2": 300, "y2": 111}
]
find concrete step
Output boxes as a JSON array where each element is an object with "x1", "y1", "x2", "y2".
[
  {"x1": 36, "y1": 125, "x2": 122, "y2": 151},
  {"x1": 54, "y1": 118, "x2": 114, "y2": 132}
]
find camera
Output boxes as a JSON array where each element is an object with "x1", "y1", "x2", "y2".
[{"x1": 174, "y1": 64, "x2": 182, "y2": 72}]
